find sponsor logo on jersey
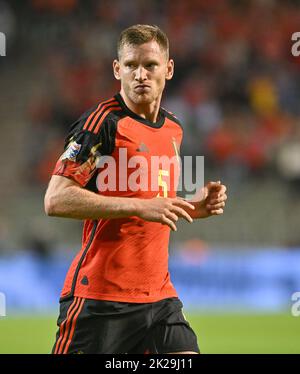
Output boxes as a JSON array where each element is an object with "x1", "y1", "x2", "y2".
[{"x1": 136, "y1": 142, "x2": 149, "y2": 153}]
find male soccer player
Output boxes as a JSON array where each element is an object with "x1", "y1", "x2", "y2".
[{"x1": 45, "y1": 24, "x2": 227, "y2": 354}]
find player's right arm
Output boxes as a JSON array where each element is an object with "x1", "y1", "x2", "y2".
[{"x1": 44, "y1": 175, "x2": 194, "y2": 231}]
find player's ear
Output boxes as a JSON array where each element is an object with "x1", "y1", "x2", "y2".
[
  {"x1": 166, "y1": 59, "x2": 174, "y2": 80},
  {"x1": 113, "y1": 60, "x2": 121, "y2": 80}
]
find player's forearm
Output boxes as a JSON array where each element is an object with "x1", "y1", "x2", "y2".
[{"x1": 45, "y1": 184, "x2": 141, "y2": 220}]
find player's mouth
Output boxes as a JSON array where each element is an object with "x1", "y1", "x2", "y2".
[{"x1": 134, "y1": 84, "x2": 151, "y2": 93}]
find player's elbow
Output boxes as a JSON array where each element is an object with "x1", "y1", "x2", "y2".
[
  {"x1": 45, "y1": 176, "x2": 80, "y2": 217},
  {"x1": 44, "y1": 190, "x2": 63, "y2": 217},
  {"x1": 44, "y1": 192, "x2": 57, "y2": 216}
]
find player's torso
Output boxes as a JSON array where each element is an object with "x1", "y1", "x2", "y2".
[
  {"x1": 96, "y1": 114, "x2": 182, "y2": 200},
  {"x1": 61, "y1": 96, "x2": 183, "y2": 302}
]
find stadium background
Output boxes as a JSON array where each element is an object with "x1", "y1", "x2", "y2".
[{"x1": 0, "y1": 0, "x2": 300, "y2": 353}]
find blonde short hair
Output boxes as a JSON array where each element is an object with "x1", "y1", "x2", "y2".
[{"x1": 117, "y1": 24, "x2": 169, "y2": 59}]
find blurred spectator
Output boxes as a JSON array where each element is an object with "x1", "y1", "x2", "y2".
[{"x1": 1, "y1": 0, "x2": 300, "y2": 189}]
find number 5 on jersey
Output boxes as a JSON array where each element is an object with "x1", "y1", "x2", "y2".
[{"x1": 157, "y1": 169, "x2": 169, "y2": 198}]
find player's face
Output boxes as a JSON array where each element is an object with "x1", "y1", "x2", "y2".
[{"x1": 113, "y1": 41, "x2": 174, "y2": 106}]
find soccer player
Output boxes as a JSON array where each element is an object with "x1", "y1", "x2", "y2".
[{"x1": 45, "y1": 24, "x2": 227, "y2": 354}]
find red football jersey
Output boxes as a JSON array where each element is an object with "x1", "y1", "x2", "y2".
[{"x1": 53, "y1": 93, "x2": 183, "y2": 303}]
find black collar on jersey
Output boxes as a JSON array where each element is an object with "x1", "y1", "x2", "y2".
[{"x1": 114, "y1": 93, "x2": 165, "y2": 129}]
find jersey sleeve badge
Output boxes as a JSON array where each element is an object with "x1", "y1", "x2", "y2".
[{"x1": 60, "y1": 141, "x2": 82, "y2": 162}]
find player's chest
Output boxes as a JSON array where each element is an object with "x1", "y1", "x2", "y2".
[{"x1": 114, "y1": 117, "x2": 182, "y2": 160}]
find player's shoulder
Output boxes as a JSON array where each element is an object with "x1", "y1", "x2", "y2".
[
  {"x1": 161, "y1": 106, "x2": 183, "y2": 130},
  {"x1": 73, "y1": 96, "x2": 123, "y2": 135},
  {"x1": 64, "y1": 96, "x2": 123, "y2": 150},
  {"x1": 63, "y1": 97, "x2": 123, "y2": 155}
]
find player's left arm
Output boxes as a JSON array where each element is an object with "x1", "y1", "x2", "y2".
[
  {"x1": 183, "y1": 181, "x2": 227, "y2": 219},
  {"x1": 174, "y1": 127, "x2": 227, "y2": 219}
]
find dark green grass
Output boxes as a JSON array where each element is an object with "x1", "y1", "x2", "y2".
[{"x1": 0, "y1": 313, "x2": 299, "y2": 353}]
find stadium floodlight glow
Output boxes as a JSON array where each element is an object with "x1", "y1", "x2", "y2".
[
  {"x1": 0, "y1": 292, "x2": 6, "y2": 317},
  {"x1": 0, "y1": 32, "x2": 6, "y2": 56}
]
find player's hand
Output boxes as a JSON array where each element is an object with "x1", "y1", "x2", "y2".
[
  {"x1": 136, "y1": 197, "x2": 195, "y2": 231},
  {"x1": 186, "y1": 181, "x2": 227, "y2": 219}
]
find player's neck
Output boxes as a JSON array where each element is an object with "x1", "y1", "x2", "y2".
[{"x1": 120, "y1": 90, "x2": 161, "y2": 123}]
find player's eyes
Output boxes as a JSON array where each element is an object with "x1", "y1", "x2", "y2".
[
  {"x1": 146, "y1": 63, "x2": 157, "y2": 68},
  {"x1": 125, "y1": 63, "x2": 136, "y2": 69},
  {"x1": 124, "y1": 62, "x2": 158, "y2": 70}
]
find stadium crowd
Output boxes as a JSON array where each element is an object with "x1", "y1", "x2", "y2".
[
  {"x1": 1, "y1": 0, "x2": 299, "y2": 188},
  {"x1": 0, "y1": 0, "x2": 299, "y2": 190},
  {"x1": 0, "y1": 0, "x2": 300, "y2": 252}
]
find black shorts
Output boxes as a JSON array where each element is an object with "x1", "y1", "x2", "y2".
[{"x1": 52, "y1": 296, "x2": 200, "y2": 354}]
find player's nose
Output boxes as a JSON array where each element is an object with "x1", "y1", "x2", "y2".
[{"x1": 135, "y1": 66, "x2": 147, "y2": 81}]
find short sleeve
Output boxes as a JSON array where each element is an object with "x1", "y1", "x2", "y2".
[{"x1": 52, "y1": 113, "x2": 117, "y2": 187}]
